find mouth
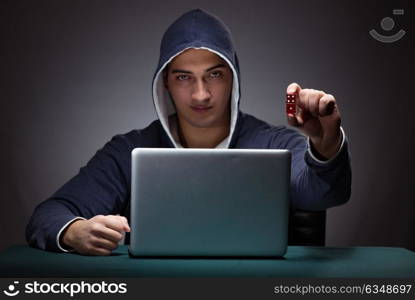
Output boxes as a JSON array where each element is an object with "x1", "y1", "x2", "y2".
[{"x1": 191, "y1": 106, "x2": 213, "y2": 113}]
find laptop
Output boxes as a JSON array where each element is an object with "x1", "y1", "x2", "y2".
[{"x1": 128, "y1": 148, "x2": 291, "y2": 257}]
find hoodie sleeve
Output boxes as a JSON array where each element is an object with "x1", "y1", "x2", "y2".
[
  {"x1": 270, "y1": 126, "x2": 352, "y2": 210},
  {"x1": 25, "y1": 133, "x2": 133, "y2": 252}
]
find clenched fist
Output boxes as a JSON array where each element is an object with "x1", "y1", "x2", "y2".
[{"x1": 61, "y1": 215, "x2": 131, "y2": 256}]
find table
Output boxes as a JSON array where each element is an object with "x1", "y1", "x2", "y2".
[{"x1": 0, "y1": 245, "x2": 414, "y2": 277}]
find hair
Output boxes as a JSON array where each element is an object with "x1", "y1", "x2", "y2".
[
  {"x1": 164, "y1": 62, "x2": 170, "y2": 74},
  {"x1": 162, "y1": 63, "x2": 170, "y2": 88}
]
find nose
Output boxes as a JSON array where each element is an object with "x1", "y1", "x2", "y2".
[{"x1": 192, "y1": 79, "x2": 211, "y2": 102}]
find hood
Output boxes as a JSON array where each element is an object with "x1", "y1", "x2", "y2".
[{"x1": 152, "y1": 8, "x2": 241, "y2": 148}]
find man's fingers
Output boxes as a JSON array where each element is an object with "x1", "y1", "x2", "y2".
[
  {"x1": 90, "y1": 236, "x2": 119, "y2": 251},
  {"x1": 106, "y1": 216, "x2": 130, "y2": 233},
  {"x1": 122, "y1": 217, "x2": 131, "y2": 232},
  {"x1": 286, "y1": 82, "x2": 302, "y2": 95},
  {"x1": 287, "y1": 112, "x2": 305, "y2": 127},
  {"x1": 297, "y1": 89, "x2": 310, "y2": 112},
  {"x1": 287, "y1": 113, "x2": 298, "y2": 127},
  {"x1": 95, "y1": 215, "x2": 131, "y2": 233},
  {"x1": 308, "y1": 90, "x2": 324, "y2": 117},
  {"x1": 319, "y1": 94, "x2": 336, "y2": 116},
  {"x1": 285, "y1": 84, "x2": 338, "y2": 130},
  {"x1": 90, "y1": 223, "x2": 124, "y2": 243},
  {"x1": 298, "y1": 89, "x2": 325, "y2": 116},
  {"x1": 114, "y1": 216, "x2": 131, "y2": 232},
  {"x1": 72, "y1": 215, "x2": 131, "y2": 256}
]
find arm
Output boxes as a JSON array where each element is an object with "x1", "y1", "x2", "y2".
[
  {"x1": 25, "y1": 133, "x2": 133, "y2": 253},
  {"x1": 276, "y1": 126, "x2": 351, "y2": 210},
  {"x1": 271, "y1": 82, "x2": 352, "y2": 210}
]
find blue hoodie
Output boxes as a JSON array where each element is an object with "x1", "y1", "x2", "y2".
[{"x1": 26, "y1": 9, "x2": 351, "y2": 252}]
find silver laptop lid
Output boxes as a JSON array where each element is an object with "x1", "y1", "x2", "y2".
[{"x1": 129, "y1": 148, "x2": 291, "y2": 257}]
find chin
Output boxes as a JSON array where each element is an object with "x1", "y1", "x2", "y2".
[
  {"x1": 189, "y1": 120, "x2": 216, "y2": 128},
  {"x1": 186, "y1": 116, "x2": 218, "y2": 128}
]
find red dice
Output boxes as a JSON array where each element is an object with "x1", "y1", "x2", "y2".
[{"x1": 286, "y1": 93, "x2": 296, "y2": 114}]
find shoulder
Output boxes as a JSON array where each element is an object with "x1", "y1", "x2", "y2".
[
  {"x1": 96, "y1": 120, "x2": 164, "y2": 158},
  {"x1": 107, "y1": 119, "x2": 163, "y2": 148}
]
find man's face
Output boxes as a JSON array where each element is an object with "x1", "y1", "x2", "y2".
[{"x1": 164, "y1": 48, "x2": 233, "y2": 129}]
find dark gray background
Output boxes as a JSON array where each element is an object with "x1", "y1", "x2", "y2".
[{"x1": 1, "y1": 0, "x2": 413, "y2": 252}]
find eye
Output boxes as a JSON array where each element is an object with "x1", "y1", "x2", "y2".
[
  {"x1": 177, "y1": 75, "x2": 190, "y2": 81},
  {"x1": 209, "y1": 71, "x2": 222, "y2": 78}
]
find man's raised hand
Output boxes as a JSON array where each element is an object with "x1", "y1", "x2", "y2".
[{"x1": 286, "y1": 82, "x2": 342, "y2": 160}]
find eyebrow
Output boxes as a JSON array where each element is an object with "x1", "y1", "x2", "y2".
[{"x1": 171, "y1": 63, "x2": 226, "y2": 74}]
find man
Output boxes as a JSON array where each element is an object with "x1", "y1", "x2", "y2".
[{"x1": 26, "y1": 9, "x2": 351, "y2": 255}]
